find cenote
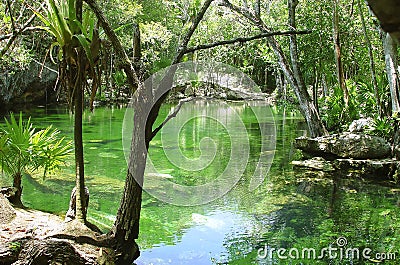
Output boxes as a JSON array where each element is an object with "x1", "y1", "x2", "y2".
[{"x1": 3, "y1": 100, "x2": 400, "y2": 264}]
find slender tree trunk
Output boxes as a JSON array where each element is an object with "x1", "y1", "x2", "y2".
[
  {"x1": 73, "y1": 0, "x2": 86, "y2": 223},
  {"x1": 358, "y1": 0, "x2": 381, "y2": 116},
  {"x1": 333, "y1": 0, "x2": 349, "y2": 108},
  {"x1": 222, "y1": 0, "x2": 327, "y2": 137},
  {"x1": 73, "y1": 65, "x2": 86, "y2": 222},
  {"x1": 382, "y1": 31, "x2": 400, "y2": 113},
  {"x1": 288, "y1": 0, "x2": 305, "y2": 90},
  {"x1": 285, "y1": 0, "x2": 327, "y2": 137},
  {"x1": 133, "y1": 22, "x2": 141, "y2": 64}
]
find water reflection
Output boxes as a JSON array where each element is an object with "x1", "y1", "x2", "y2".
[{"x1": 2, "y1": 102, "x2": 398, "y2": 264}]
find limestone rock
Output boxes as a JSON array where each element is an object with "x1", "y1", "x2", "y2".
[
  {"x1": 295, "y1": 133, "x2": 391, "y2": 159},
  {"x1": 0, "y1": 194, "x2": 15, "y2": 224},
  {"x1": 333, "y1": 158, "x2": 398, "y2": 178},
  {"x1": 292, "y1": 157, "x2": 335, "y2": 172},
  {"x1": 348, "y1": 118, "x2": 373, "y2": 133}
]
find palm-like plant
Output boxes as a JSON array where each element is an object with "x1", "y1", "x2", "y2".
[
  {"x1": 34, "y1": 0, "x2": 101, "y2": 222},
  {"x1": 0, "y1": 113, "x2": 72, "y2": 206}
]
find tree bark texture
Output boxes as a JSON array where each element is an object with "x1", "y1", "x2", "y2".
[
  {"x1": 358, "y1": 0, "x2": 381, "y2": 116},
  {"x1": 333, "y1": 0, "x2": 349, "y2": 108},
  {"x1": 73, "y1": 52, "x2": 87, "y2": 223},
  {"x1": 382, "y1": 31, "x2": 400, "y2": 113},
  {"x1": 9, "y1": 172, "x2": 23, "y2": 207}
]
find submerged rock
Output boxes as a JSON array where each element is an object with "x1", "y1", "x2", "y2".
[{"x1": 295, "y1": 133, "x2": 391, "y2": 159}]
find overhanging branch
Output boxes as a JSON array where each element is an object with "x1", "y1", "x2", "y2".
[
  {"x1": 184, "y1": 30, "x2": 312, "y2": 54},
  {"x1": 150, "y1": 97, "x2": 195, "y2": 141},
  {"x1": 84, "y1": 0, "x2": 140, "y2": 92}
]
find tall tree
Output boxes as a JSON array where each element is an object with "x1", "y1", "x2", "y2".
[
  {"x1": 222, "y1": 0, "x2": 328, "y2": 137},
  {"x1": 358, "y1": 0, "x2": 381, "y2": 117},
  {"x1": 382, "y1": 31, "x2": 400, "y2": 114},
  {"x1": 84, "y1": 0, "x2": 213, "y2": 263},
  {"x1": 35, "y1": 0, "x2": 102, "y2": 222},
  {"x1": 333, "y1": 0, "x2": 349, "y2": 109}
]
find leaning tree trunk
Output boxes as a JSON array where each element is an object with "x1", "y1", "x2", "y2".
[
  {"x1": 112, "y1": 86, "x2": 150, "y2": 264},
  {"x1": 333, "y1": 0, "x2": 349, "y2": 108},
  {"x1": 358, "y1": 0, "x2": 382, "y2": 117},
  {"x1": 382, "y1": 31, "x2": 400, "y2": 114},
  {"x1": 287, "y1": 0, "x2": 326, "y2": 136},
  {"x1": 268, "y1": 29, "x2": 327, "y2": 138},
  {"x1": 288, "y1": 0, "x2": 305, "y2": 92},
  {"x1": 222, "y1": 0, "x2": 327, "y2": 137}
]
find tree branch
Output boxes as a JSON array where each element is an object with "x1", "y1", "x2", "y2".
[
  {"x1": 173, "y1": 0, "x2": 214, "y2": 63},
  {"x1": 184, "y1": 30, "x2": 311, "y2": 54},
  {"x1": 0, "y1": 14, "x2": 36, "y2": 59},
  {"x1": 83, "y1": 0, "x2": 140, "y2": 92},
  {"x1": 147, "y1": 0, "x2": 215, "y2": 142},
  {"x1": 150, "y1": 97, "x2": 195, "y2": 141}
]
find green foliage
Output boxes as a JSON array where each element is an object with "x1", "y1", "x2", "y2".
[
  {"x1": 34, "y1": 0, "x2": 96, "y2": 64},
  {"x1": 8, "y1": 242, "x2": 22, "y2": 253},
  {"x1": 0, "y1": 113, "x2": 72, "y2": 179},
  {"x1": 367, "y1": 116, "x2": 395, "y2": 140},
  {"x1": 321, "y1": 79, "x2": 383, "y2": 131}
]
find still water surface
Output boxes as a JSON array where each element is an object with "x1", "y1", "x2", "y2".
[{"x1": 4, "y1": 100, "x2": 400, "y2": 264}]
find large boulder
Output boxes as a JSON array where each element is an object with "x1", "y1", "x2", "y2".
[{"x1": 295, "y1": 133, "x2": 391, "y2": 159}]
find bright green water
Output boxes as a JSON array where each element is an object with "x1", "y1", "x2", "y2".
[{"x1": 1, "y1": 101, "x2": 400, "y2": 264}]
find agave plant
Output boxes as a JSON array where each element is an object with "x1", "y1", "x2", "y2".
[{"x1": 0, "y1": 113, "x2": 72, "y2": 206}]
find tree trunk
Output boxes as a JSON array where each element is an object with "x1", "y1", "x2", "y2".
[
  {"x1": 358, "y1": 0, "x2": 382, "y2": 117},
  {"x1": 112, "y1": 89, "x2": 147, "y2": 264},
  {"x1": 9, "y1": 172, "x2": 23, "y2": 206},
  {"x1": 73, "y1": 69, "x2": 86, "y2": 223},
  {"x1": 288, "y1": 0, "x2": 305, "y2": 90},
  {"x1": 382, "y1": 31, "x2": 400, "y2": 113},
  {"x1": 222, "y1": 0, "x2": 327, "y2": 137},
  {"x1": 333, "y1": 0, "x2": 349, "y2": 108},
  {"x1": 72, "y1": 0, "x2": 87, "y2": 224},
  {"x1": 133, "y1": 22, "x2": 141, "y2": 64}
]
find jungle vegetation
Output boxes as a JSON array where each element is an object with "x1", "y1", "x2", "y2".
[{"x1": 1, "y1": 0, "x2": 399, "y2": 264}]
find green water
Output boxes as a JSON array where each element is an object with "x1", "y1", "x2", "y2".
[{"x1": 1, "y1": 101, "x2": 400, "y2": 264}]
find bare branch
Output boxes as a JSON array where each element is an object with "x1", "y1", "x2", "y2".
[
  {"x1": 184, "y1": 30, "x2": 311, "y2": 54},
  {"x1": 150, "y1": 97, "x2": 196, "y2": 141},
  {"x1": 220, "y1": 0, "x2": 261, "y2": 26},
  {"x1": 6, "y1": 0, "x2": 16, "y2": 33},
  {"x1": 173, "y1": 0, "x2": 214, "y2": 63},
  {"x1": 0, "y1": 27, "x2": 40, "y2": 41},
  {"x1": 146, "y1": 0, "x2": 215, "y2": 142}
]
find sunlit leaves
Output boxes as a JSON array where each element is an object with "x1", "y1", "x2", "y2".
[{"x1": 0, "y1": 113, "x2": 72, "y2": 179}]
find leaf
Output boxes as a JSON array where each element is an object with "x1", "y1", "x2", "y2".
[{"x1": 73, "y1": 34, "x2": 94, "y2": 66}]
